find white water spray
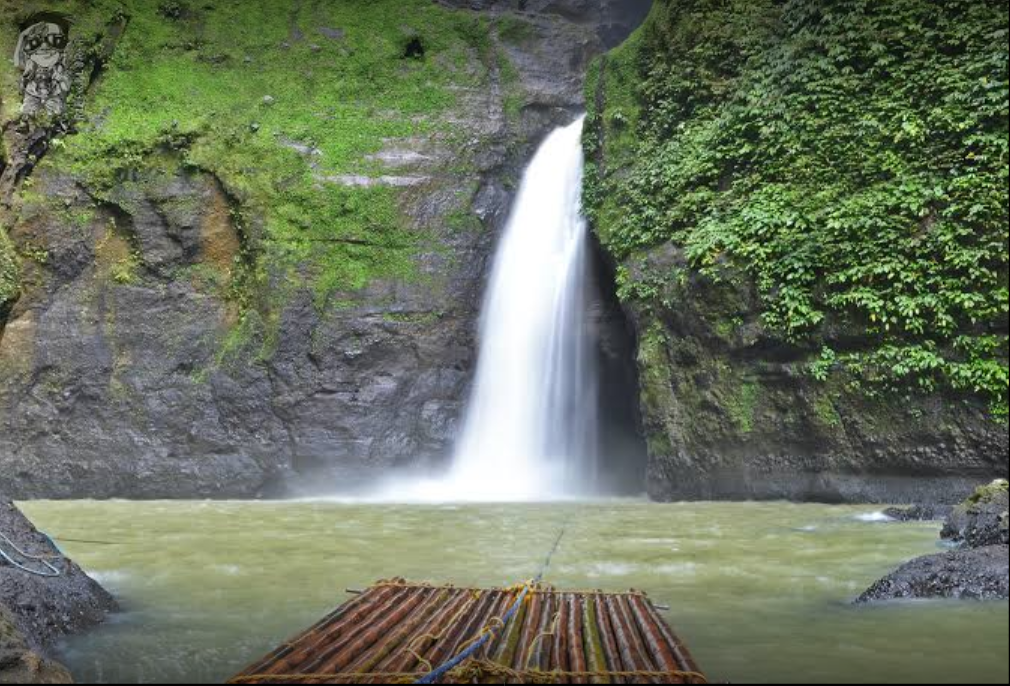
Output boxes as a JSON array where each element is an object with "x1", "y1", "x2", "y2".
[{"x1": 372, "y1": 117, "x2": 599, "y2": 502}]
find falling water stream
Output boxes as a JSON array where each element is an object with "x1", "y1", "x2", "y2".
[
  {"x1": 450, "y1": 117, "x2": 597, "y2": 499},
  {"x1": 376, "y1": 117, "x2": 599, "y2": 501}
]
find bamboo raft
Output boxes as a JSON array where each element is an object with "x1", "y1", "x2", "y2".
[{"x1": 228, "y1": 579, "x2": 706, "y2": 685}]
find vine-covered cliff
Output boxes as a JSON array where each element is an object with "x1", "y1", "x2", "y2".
[{"x1": 586, "y1": 0, "x2": 1009, "y2": 501}]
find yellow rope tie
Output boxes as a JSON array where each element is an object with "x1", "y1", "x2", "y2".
[
  {"x1": 407, "y1": 650, "x2": 432, "y2": 675},
  {"x1": 404, "y1": 588, "x2": 480, "y2": 662},
  {"x1": 523, "y1": 611, "x2": 561, "y2": 672}
]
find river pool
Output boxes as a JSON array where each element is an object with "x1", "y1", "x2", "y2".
[{"x1": 20, "y1": 500, "x2": 1009, "y2": 684}]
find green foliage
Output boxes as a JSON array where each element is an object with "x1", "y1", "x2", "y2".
[
  {"x1": 110, "y1": 250, "x2": 142, "y2": 284},
  {"x1": 13, "y1": 0, "x2": 500, "y2": 304},
  {"x1": 587, "y1": 0, "x2": 1009, "y2": 417},
  {"x1": 725, "y1": 378, "x2": 760, "y2": 434},
  {"x1": 0, "y1": 229, "x2": 19, "y2": 309}
]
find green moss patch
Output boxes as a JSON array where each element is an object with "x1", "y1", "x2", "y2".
[
  {"x1": 0, "y1": 228, "x2": 19, "y2": 309},
  {"x1": 3, "y1": 0, "x2": 503, "y2": 308},
  {"x1": 587, "y1": 0, "x2": 1009, "y2": 418}
]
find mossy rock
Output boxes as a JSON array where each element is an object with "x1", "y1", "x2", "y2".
[
  {"x1": 964, "y1": 479, "x2": 1009, "y2": 506},
  {"x1": 942, "y1": 480, "x2": 1010, "y2": 548},
  {"x1": 0, "y1": 233, "x2": 19, "y2": 309}
]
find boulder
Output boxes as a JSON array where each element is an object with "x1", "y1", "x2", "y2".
[
  {"x1": 855, "y1": 545, "x2": 1009, "y2": 603},
  {"x1": 857, "y1": 481, "x2": 1010, "y2": 604},
  {"x1": 941, "y1": 480, "x2": 1010, "y2": 548}
]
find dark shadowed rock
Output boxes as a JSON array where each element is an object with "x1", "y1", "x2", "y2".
[
  {"x1": 1, "y1": 497, "x2": 116, "y2": 682},
  {"x1": 1, "y1": 608, "x2": 72, "y2": 684},
  {"x1": 941, "y1": 480, "x2": 1010, "y2": 548},
  {"x1": 882, "y1": 504, "x2": 954, "y2": 522},
  {"x1": 855, "y1": 545, "x2": 1009, "y2": 603}
]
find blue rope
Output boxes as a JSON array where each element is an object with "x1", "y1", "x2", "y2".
[
  {"x1": 0, "y1": 531, "x2": 61, "y2": 578},
  {"x1": 414, "y1": 520, "x2": 569, "y2": 684},
  {"x1": 43, "y1": 532, "x2": 64, "y2": 556},
  {"x1": 415, "y1": 583, "x2": 532, "y2": 685}
]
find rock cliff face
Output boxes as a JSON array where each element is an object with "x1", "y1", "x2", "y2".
[
  {"x1": 585, "y1": 0, "x2": 1009, "y2": 502},
  {"x1": 0, "y1": 0, "x2": 650, "y2": 498}
]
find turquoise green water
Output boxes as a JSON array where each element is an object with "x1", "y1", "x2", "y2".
[{"x1": 21, "y1": 501, "x2": 1009, "y2": 684}]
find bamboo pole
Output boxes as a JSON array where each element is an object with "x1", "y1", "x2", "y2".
[
  {"x1": 372, "y1": 588, "x2": 476, "y2": 678},
  {"x1": 344, "y1": 588, "x2": 450, "y2": 676},
  {"x1": 487, "y1": 589, "x2": 529, "y2": 677},
  {"x1": 512, "y1": 587, "x2": 544, "y2": 672},
  {"x1": 235, "y1": 589, "x2": 376, "y2": 678},
  {"x1": 304, "y1": 588, "x2": 432, "y2": 673},
  {"x1": 639, "y1": 600, "x2": 702, "y2": 677},
  {"x1": 262, "y1": 586, "x2": 409, "y2": 676},
  {"x1": 551, "y1": 593, "x2": 571, "y2": 684},
  {"x1": 567, "y1": 594, "x2": 588, "y2": 685},
  {"x1": 593, "y1": 595, "x2": 624, "y2": 685},
  {"x1": 612, "y1": 596, "x2": 662, "y2": 685},
  {"x1": 478, "y1": 589, "x2": 516, "y2": 661},
  {"x1": 626, "y1": 596, "x2": 681, "y2": 680},
  {"x1": 423, "y1": 590, "x2": 500, "y2": 670},
  {"x1": 582, "y1": 594, "x2": 610, "y2": 686},
  {"x1": 604, "y1": 596, "x2": 652, "y2": 679},
  {"x1": 526, "y1": 589, "x2": 556, "y2": 673}
]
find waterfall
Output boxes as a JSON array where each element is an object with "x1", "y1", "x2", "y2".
[
  {"x1": 368, "y1": 117, "x2": 598, "y2": 503},
  {"x1": 448, "y1": 117, "x2": 598, "y2": 500}
]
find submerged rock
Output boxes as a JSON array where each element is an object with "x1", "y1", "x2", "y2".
[
  {"x1": 855, "y1": 546, "x2": 1009, "y2": 603},
  {"x1": 0, "y1": 498, "x2": 116, "y2": 683},
  {"x1": 882, "y1": 504, "x2": 953, "y2": 522},
  {"x1": 941, "y1": 480, "x2": 1009, "y2": 548}
]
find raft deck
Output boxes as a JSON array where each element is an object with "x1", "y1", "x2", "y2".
[{"x1": 228, "y1": 579, "x2": 706, "y2": 684}]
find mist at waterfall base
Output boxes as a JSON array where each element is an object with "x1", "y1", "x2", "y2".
[{"x1": 365, "y1": 118, "x2": 605, "y2": 503}]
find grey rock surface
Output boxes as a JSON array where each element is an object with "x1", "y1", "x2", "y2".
[
  {"x1": 941, "y1": 480, "x2": 1010, "y2": 548},
  {"x1": 857, "y1": 481, "x2": 1010, "y2": 604},
  {"x1": 605, "y1": 245, "x2": 1009, "y2": 504},
  {"x1": 882, "y1": 504, "x2": 953, "y2": 522},
  {"x1": 855, "y1": 545, "x2": 1009, "y2": 603}
]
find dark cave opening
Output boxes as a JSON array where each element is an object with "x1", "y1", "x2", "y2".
[
  {"x1": 587, "y1": 234, "x2": 649, "y2": 495},
  {"x1": 402, "y1": 36, "x2": 426, "y2": 60}
]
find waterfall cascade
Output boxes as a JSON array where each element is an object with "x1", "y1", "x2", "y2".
[
  {"x1": 448, "y1": 116, "x2": 598, "y2": 500},
  {"x1": 373, "y1": 117, "x2": 598, "y2": 502}
]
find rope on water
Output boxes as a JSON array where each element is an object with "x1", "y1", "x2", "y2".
[
  {"x1": 414, "y1": 517, "x2": 571, "y2": 684},
  {"x1": 0, "y1": 531, "x2": 62, "y2": 577},
  {"x1": 535, "y1": 521, "x2": 568, "y2": 583}
]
